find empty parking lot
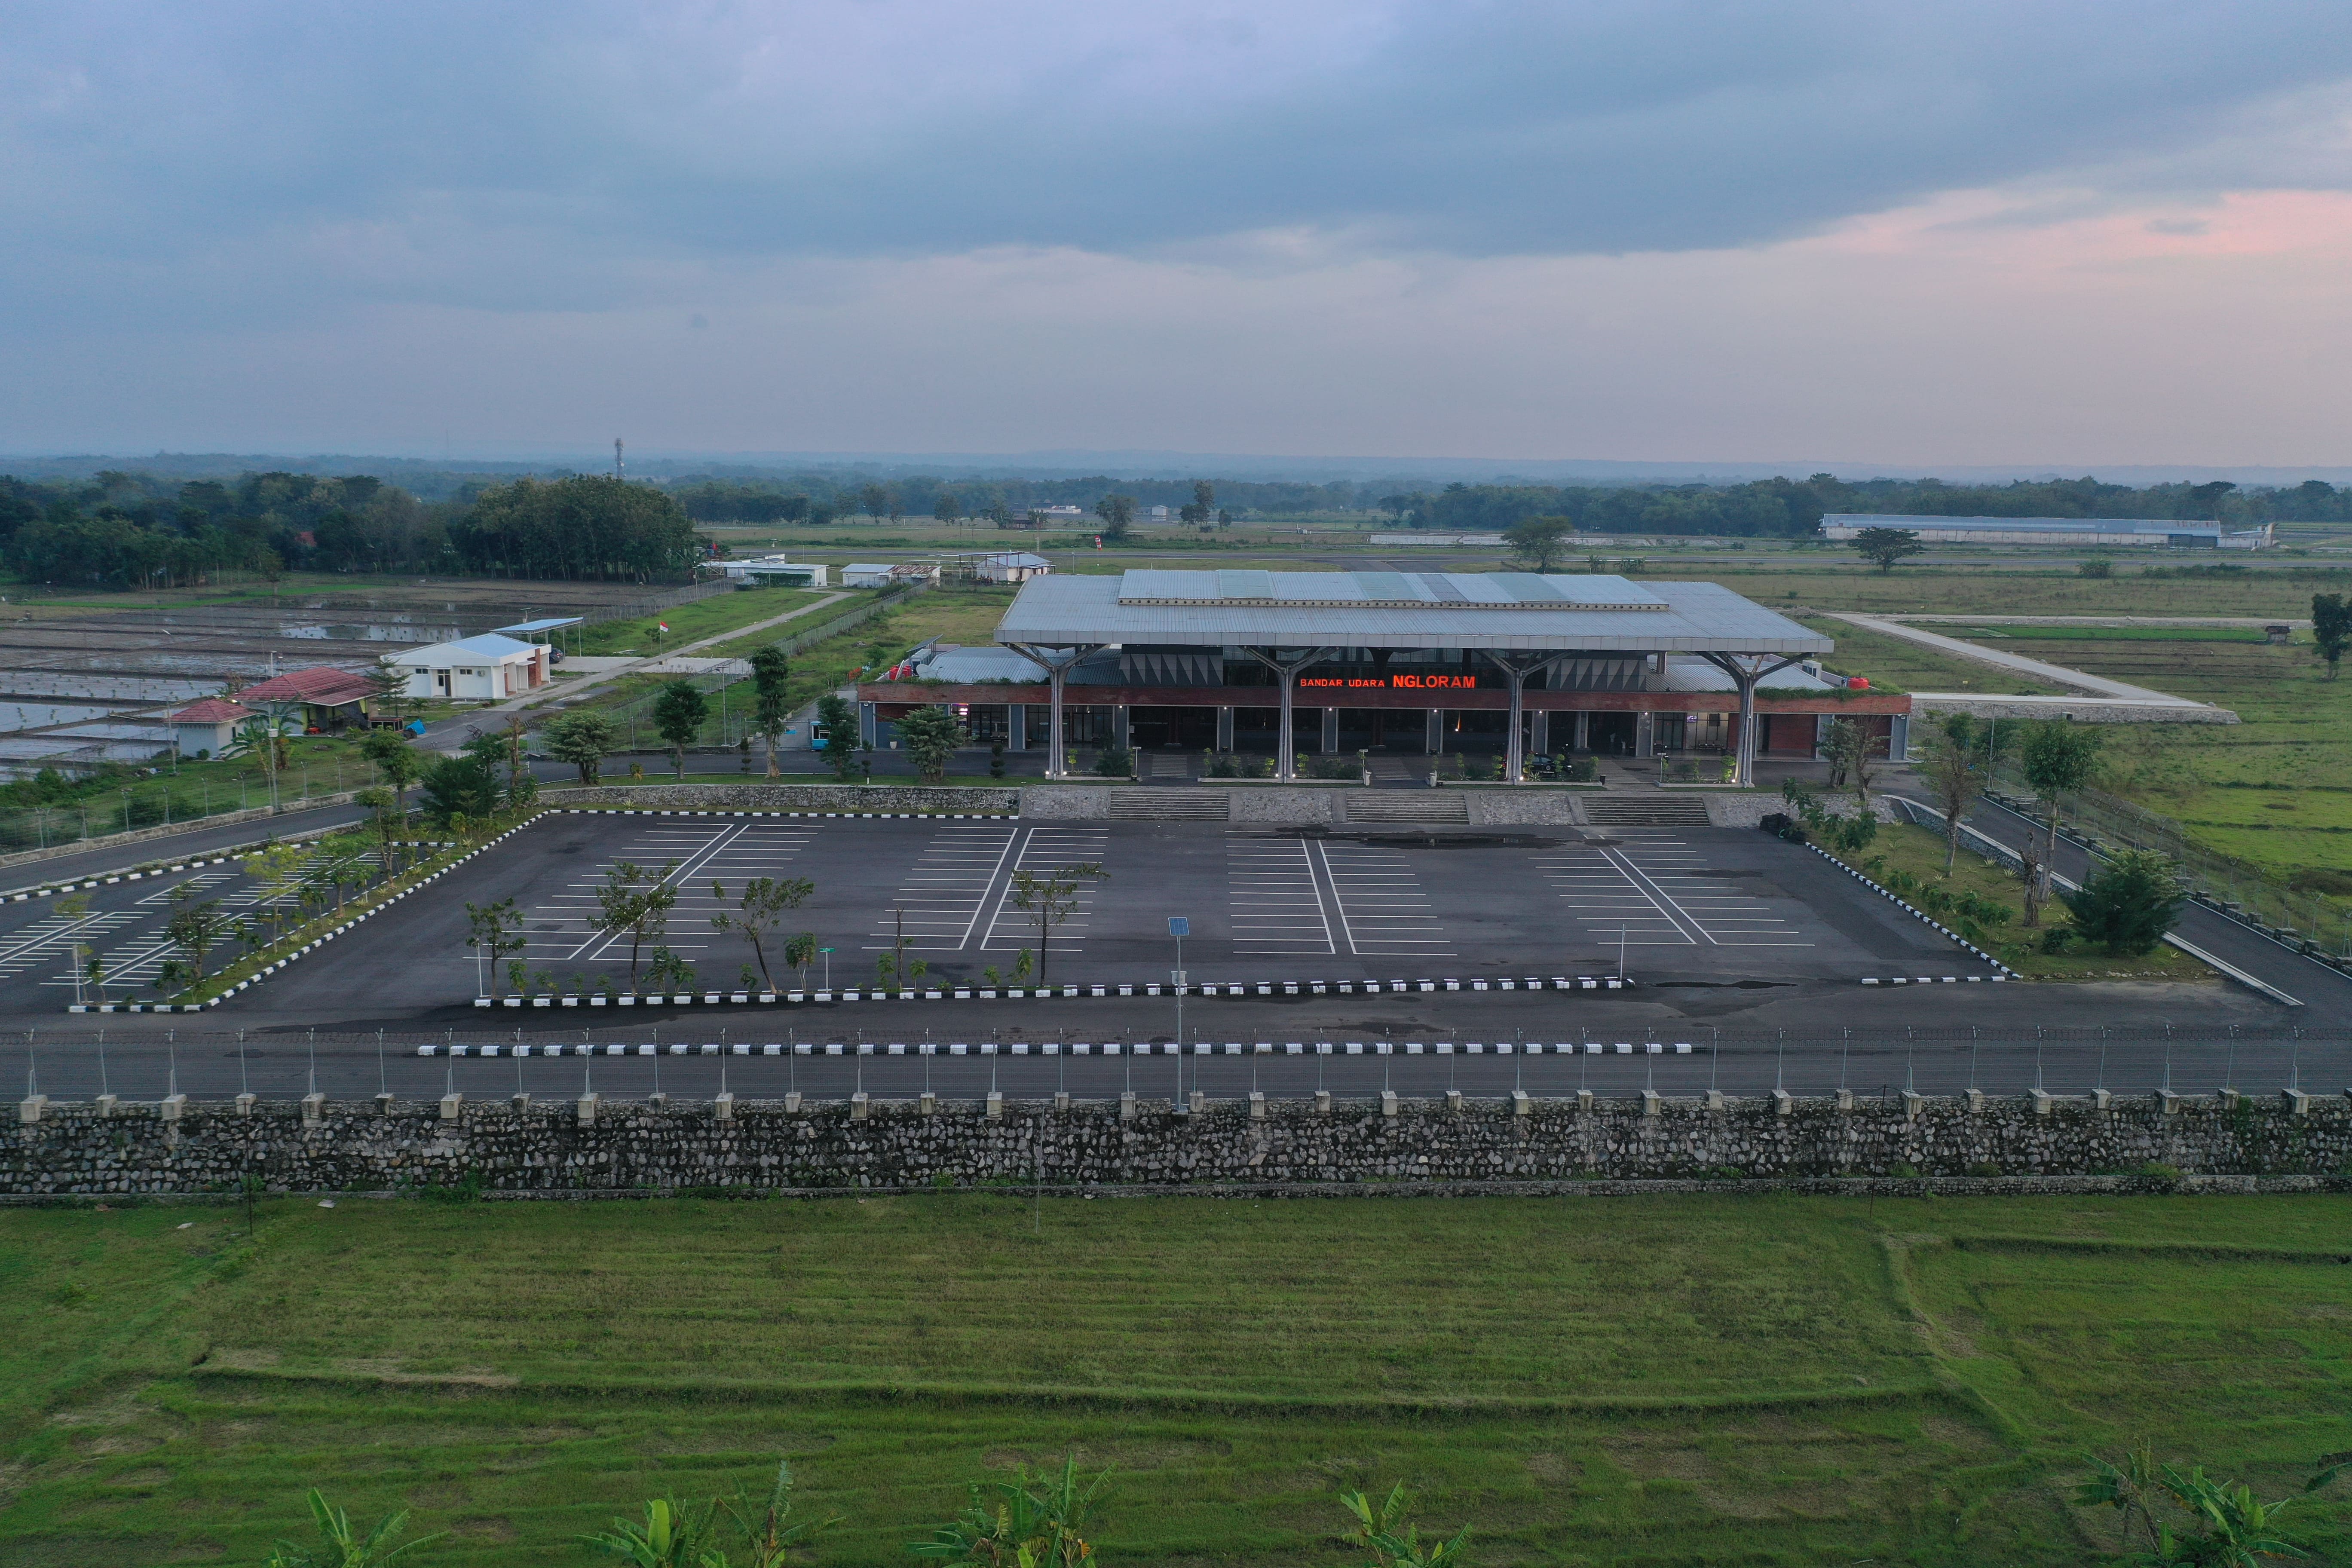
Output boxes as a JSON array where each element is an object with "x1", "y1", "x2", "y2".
[{"x1": 219, "y1": 810, "x2": 1999, "y2": 1018}]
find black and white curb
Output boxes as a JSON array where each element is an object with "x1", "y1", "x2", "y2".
[
  {"x1": 417, "y1": 1038, "x2": 1701, "y2": 1057},
  {"x1": 475, "y1": 974, "x2": 1638, "y2": 1008},
  {"x1": 70, "y1": 830, "x2": 523, "y2": 1014},
  {"x1": 556, "y1": 808, "x2": 1014, "y2": 820},
  {"x1": 18, "y1": 855, "x2": 245, "y2": 904},
  {"x1": 1807, "y1": 844, "x2": 2017, "y2": 983}
]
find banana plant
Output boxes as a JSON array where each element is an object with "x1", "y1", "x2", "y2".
[
  {"x1": 266, "y1": 1488, "x2": 440, "y2": 1568},
  {"x1": 720, "y1": 1459, "x2": 840, "y2": 1568},
  {"x1": 1338, "y1": 1482, "x2": 1472, "y2": 1568},
  {"x1": 908, "y1": 1458, "x2": 1107, "y2": 1568},
  {"x1": 583, "y1": 1496, "x2": 721, "y2": 1567}
]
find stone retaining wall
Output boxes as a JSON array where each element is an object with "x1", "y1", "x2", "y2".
[{"x1": 11, "y1": 1093, "x2": 2346, "y2": 1197}]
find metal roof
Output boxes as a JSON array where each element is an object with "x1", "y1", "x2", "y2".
[
  {"x1": 1826, "y1": 514, "x2": 2225, "y2": 535},
  {"x1": 997, "y1": 572, "x2": 1829, "y2": 654},
  {"x1": 1117, "y1": 568, "x2": 1666, "y2": 609},
  {"x1": 493, "y1": 617, "x2": 585, "y2": 633}
]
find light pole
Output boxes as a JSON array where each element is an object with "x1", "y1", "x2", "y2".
[{"x1": 1167, "y1": 916, "x2": 1188, "y2": 1109}]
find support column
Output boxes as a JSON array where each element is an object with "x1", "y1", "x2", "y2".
[
  {"x1": 1574, "y1": 710, "x2": 1590, "y2": 750},
  {"x1": 858, "y1": 701, "x2": 878, "y2": 748},
  {"x1": 1008, "y1": 703, "x2": 1027, "y2": 751},
  {"x1": 1216, "y1": 706, "x2": 1234, "y2": 751},
  {"x1": 1241, "y1": 648, "x2": 1336, "y2": 780},
  {"x1": 1004, "y1": 645, "x2": 1102, "y2": 780},
  {"x1": 1114, "y1": 704, "x2": 1130, "y2": 751},
  {"x1": 1530, "y1": 710, "x2": 1549, "y2": 758},
  {"x1": 1698, "y1": 652, "x2": 1801, "y2": 788},
  {"x1": 1426, "y1": 708, "x2": 1442, "y2": 754},
  {"x1": 1479, "y1": 652, "x2": 1566, "y2": 784},
  {"x1": 1635, "y1": 711, "x2": 1654, "y2": 757},
  {"x1": 1319, "y1": 707, "x2": 1338, "y2": 754}
]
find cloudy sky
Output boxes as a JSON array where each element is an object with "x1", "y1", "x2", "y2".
[{"x1": 6, "y1": 1, "x2": 2352, "y2": 466}]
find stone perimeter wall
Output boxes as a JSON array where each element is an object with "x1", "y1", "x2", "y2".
[{"x1": 10, "y1": 1093, "x2": 2349, "y2": 1198}]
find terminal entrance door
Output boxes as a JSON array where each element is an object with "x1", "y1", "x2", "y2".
[{"x1": 1129, "y1": 705, "x2": 1217, "y2": 750}]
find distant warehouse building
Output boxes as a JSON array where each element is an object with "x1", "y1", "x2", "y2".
[{"x1": 1820, "y1": 515, "x2": 2274, "y2": 549}]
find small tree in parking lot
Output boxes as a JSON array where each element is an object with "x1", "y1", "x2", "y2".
[
  {"x1": 1007, "y1": 862, "x2": 1104, "y2": 988},
  {"x1": 594, "y1": 860, "x2": 679, "y2": 992},
  {"x1": 464, "y1": 897, "x2": 526, "y2": 998},
  {"x1": 710, "y1": 875, "x2": 815, "y2": 992}
]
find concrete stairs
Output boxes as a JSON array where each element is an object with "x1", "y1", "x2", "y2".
[
  {"x1": 1107, "y1": 788, "x2": 1232, "y2": 821},
  {"x1": 1580, "y1": 793, "x2": 1715, "y2": 828}
]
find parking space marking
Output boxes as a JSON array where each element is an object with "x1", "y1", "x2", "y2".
[
  {"x1": 539, "y1": 821, "x2": 759, "y2": 964},
  {"x1": 980, "y1": 827, "x2": 1109, "y2": 953},
  {"x1": 1226, "y1": 839, "x2": 1336, "y2": 956},
  {"x1": 1314, "y1": 840, "x2": 1453, "y2": 958},
  {"x1": 1528, "y1": 842, "x2": 1695, "y2": 947},
  {"x1": 1617, "y1": 834, "x2": 1813, "y2": 948},
  {"x1": 0, "y1": 911, "x2": 139, "y2": 977},
  {"x1": 869, "y1": 824, "x2": 1020, "y2": 950}
]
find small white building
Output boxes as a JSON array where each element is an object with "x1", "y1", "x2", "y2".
[
  {"x1": 168, "y1": 698, "x2": 256, "y2": 758},
  {"x1": 719, "y1": 555, "x2": 830, "y2": 587},
  {"x1": 384, "y1": 633, "x2": 548, "y2": 701},
  {"x1": 972, "y1": 551, "x2": 1052, "y2": 584}
]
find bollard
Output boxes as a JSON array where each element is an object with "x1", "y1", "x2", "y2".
[
  {"x1": 96, "y1": 1093, "x2": 119, "y2": 1119},
  {"x1": 2093, "y1": 1088, "x2": 2113, "y2": 1112},
  {"x1": 373, "y1": 1091, "x2": 392, "y2": 1116},
  {"x1": 1773, "y1": 1088, "x2": 1794, "y2": 1116},
  {"x1": 1641, "y1": 1089, "x2": 1662, "y2": 1118},
  {"x1": 1834, "y1": 1087, "x2": 1855, "y2": 1112},
  {"x1": 1512, "y1": 1088, "x2": 1531, "y2": 1117},
  {"x1": 1189, "y1": 1090, "x2": 1207, "y2": 1115},
  {"x1": 2030, "y1": 1089, "x2": 2054, "y2": 1116},
  {"x1": 576, "y1": 1092, "x2": 598, "y2": 1127},
  {"x1": 1313, "y1": 1089, "x2": 1331, "y2": 1115},
  {"x1": 785, "y1": 1090, "x2": 803, "y2": 1114},
  {"x1": 1705, "y1": 1089, "x2": 1726, "y2": 1112},
  {"x1": 239, "y1": 1092, "x2": 260, "y2": 1117},
  {"x1": 647, "y1": 1092, "x2": 668, "y2": 1110},
  {"x1": 1902, "y1": 1090, "x2": 1924, "y2": 1121},
  {"x1": 2284, "y1": 1088, "x2": 2313, "y2": 1116},
  {"x1": 1117, "y1": 1090, "x2": 1135, "y2": 1121},
  {"x1": 1249, "y1": 1090, "x2": 1265, "y2": 1120},
  {"x1": 921, "y1": 1090, "x2": 939, "y2": 1117},
  {"x1": 1445, "y1": 1088, "x2": 1462, "y2": 1114},
  {"x1": 511, "y1": 1091, "x2": 531, "y2": 1112},
  {"x1": 440, "y1": 1092, "x2": 463, "y2": 1122},
  {"x1": 160, "y1": 1093, "x2": 186, "y2": 1123},
  {"x1": 2161, "y1": 1089, "x2": 2185, "y2": 1115},
  {"x1": 302, "y1": 1092, "x2": 325, "y2": 1125},
  {"x1": 17, "y1": 1095, "x2": 44, "y2": 1125},
  {"x1": 1578, "y1": 1087, "x2": 1597, "y2": 1113},
  {"x1": 986, "y1": 1090, "x2": 1003, "y2": 1120},
  {"x1": 2220, "y1": 1087, "x2": 2244, "y2": 1111},
  {"x1": 1380, "y1": 1089, "x2": 1399, "y2": 1118},
  {"x1": 1054, "y1": 1090, "x2": 1070, "y2": 1112},
  {"x1": 1965, "y1": 1088, "x2": 1986, "y2": 1114},
  {"x1": 713, "y1": 1092, "x2": 733, "y2": 1121}
]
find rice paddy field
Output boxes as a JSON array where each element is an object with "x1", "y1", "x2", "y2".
[{"x1": 3, "y1": 1195, "x2": 2349, "y2": 1566}]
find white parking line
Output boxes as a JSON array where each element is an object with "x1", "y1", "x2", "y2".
[
  {"x1": 1227, "y1": 839, "x2": 1335, "y2": 956},
  {"x1": 980, "y1": 827, "x2": 1108, "y2": 952},
  {"x1": 869, "y1": 824, "x2": 1019, "y2": 950},
  {"x1": 1315, "y1": 840, "x2": 1452, "y2": 957}
]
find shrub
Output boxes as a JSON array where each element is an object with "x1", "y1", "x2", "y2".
[
  {"x1": 1091, "y1": 745, "x2": 1134, "y2": 778},
  {"x1": 2062, "y1": 849, "x2": 2187, "y2": 956}
]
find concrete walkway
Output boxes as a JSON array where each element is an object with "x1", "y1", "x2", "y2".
[
  {"x1": 414, "y1": 591, "x2": 852, "y2": 750},
  {"x1": 1894, "y1": 614, "x2": 2308, "y2": 629},
  {"x1": 1823, "y1": 612, "x2": 2213, "y2": 707}
]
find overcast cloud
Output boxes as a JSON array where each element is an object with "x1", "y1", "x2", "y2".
[{"x1": 6, "y1": 2, "x2": 2352, "y2": 464}]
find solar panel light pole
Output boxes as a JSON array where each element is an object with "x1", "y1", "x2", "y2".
[{"x1": 1168, "y1": 916, "x2": 1188, "y2": 1096}]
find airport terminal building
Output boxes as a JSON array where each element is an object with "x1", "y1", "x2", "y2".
[{"x1": 859, "y1": 569, "x2": 1909, "y2": 780}]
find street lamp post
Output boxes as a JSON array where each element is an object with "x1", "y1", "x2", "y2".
[{"x1": 1168, "y1": 916, "x2": 1188, "y2": 1109}]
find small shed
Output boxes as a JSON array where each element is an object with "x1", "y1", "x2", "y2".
[
  {"x1": 384, "y1": 633, "x2": 548, "y2": 701},
  {"x1": 973, "y1": 551, "x2": 1052, "y2": 584},
  {"x1": 2266, "y1": 624, "x2": 2293, "y2": 644},
  {"x1": 234, "y1": 665, "x2": 378, "y2": 732},
  {"x1": 168, "y1": 698, "x2": 255, "y2": 757}
]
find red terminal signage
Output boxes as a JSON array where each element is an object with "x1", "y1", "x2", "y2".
[{"x1": 1300, "y1": 674, "x2": 1480, "y2": 690}]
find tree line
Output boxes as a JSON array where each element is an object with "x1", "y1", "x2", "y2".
[
  {"x1": 0, "y1": 470, "x2": 703, "y2": 588},
  {"x1": 1395, "y1": 474, "x2": 2352, "y2": 539}
]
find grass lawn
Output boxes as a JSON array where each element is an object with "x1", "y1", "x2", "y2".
[
  {"x1": 574, "y1": 586, "x2": 835, "y2": 657},
  {"x1": 2, "y1": 1195, "x2": 2346, "y2": 1566},
  {"x1": 1817, "y1": 819, "x2": 2214, "y2": 983}
]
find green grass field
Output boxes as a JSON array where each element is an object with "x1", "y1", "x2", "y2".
[{"x1": 4, "y1": 1195, "x2": 2346, "y2": 1566}]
